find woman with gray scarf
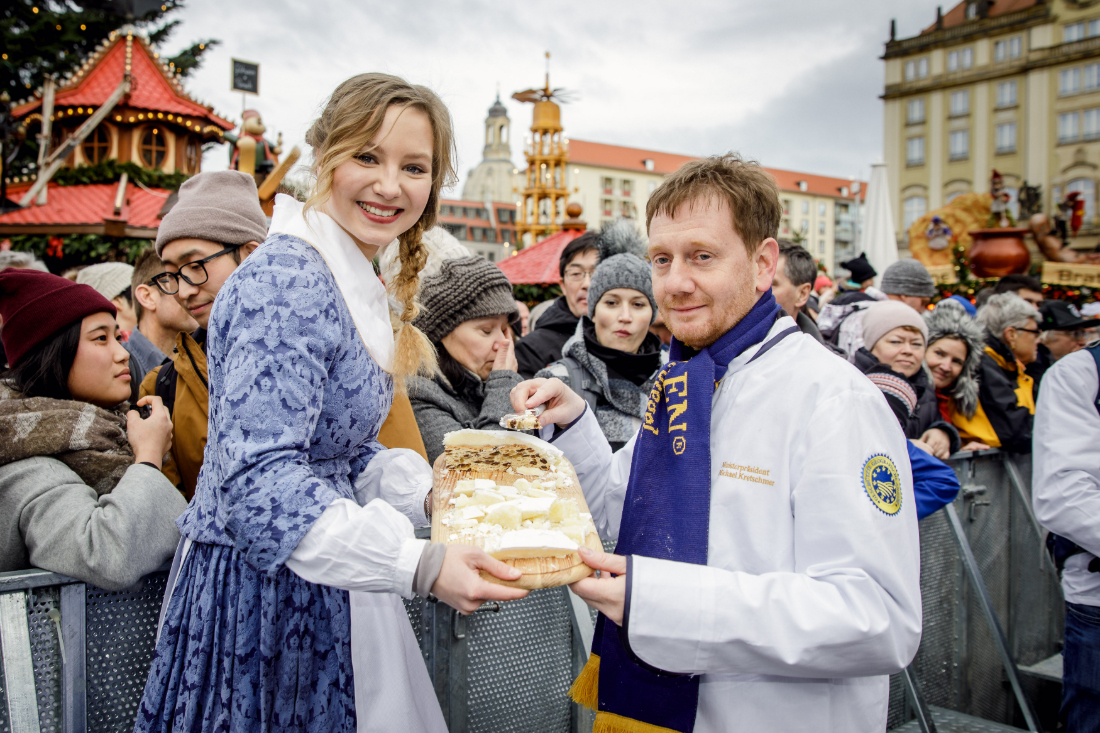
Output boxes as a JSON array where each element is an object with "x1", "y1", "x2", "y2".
[
  {"x1": 536, "y1": 251, "x2": 663, "y2": 451},
  {"x1": 408, "y1": 256, "x2": 523, "y2": 464}
]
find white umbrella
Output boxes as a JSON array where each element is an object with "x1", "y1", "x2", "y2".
[{"x1": 861, "y1": 162, "x2": 899, "y2": 283}]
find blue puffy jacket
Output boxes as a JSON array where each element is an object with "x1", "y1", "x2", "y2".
[{"x1": 908, "y1": 440, "x2": 961, "y2": 520}]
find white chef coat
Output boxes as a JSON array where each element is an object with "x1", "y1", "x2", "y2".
[
  {"x1": 548, "y1": 316, "x2": 923, "y2": 733},
  {"x1": 1033, "y1": 349, "x2": 1100, "y2": 607}
]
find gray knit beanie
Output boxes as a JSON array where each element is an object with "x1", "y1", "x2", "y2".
[
  {"x1": 413, "y1": 256, "x2": 518, "y2": 343},
  {"x1": 77, "y1": 261, "x2": 134, "y2": 301},
  {"x1": 880, "y1": 259, "x2": 937, "y2": 298},
  {"x1": 155, "y1": 170, "x2": 269, "y2": 256},
  {"x1": 587, "y1": 254, "x2": 656, "y2": 324}
]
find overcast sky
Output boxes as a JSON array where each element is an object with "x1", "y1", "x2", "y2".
[{"x1": 162, "y1": 0, "x2": 937, "y2": 192}]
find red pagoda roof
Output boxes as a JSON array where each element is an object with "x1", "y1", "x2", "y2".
[
  {"x1": 497, "y1": 229, "x2": 584, "y2": 285},
  {"x1": 12, "y1": 30, "x2": 233, "y2": 131},
  {"x1": 0, "y1": 181, "x2": 169, "y2": 238}
]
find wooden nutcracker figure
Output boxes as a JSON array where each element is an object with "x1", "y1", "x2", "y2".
[{"x1": 223, "y1": 109, "x2": 283, "y2": 184}]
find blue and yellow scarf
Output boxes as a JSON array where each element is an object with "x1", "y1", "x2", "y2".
[{"x1": 570, "y1": 291, "x2": 783, "y2": 733}]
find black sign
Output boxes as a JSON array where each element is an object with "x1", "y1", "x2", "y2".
[{"x1": 231, "y1": 59, "x2": 259, "y2": 95}]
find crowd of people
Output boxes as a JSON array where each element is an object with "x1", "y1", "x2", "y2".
[{"x1": 0, "y1": 70, "x2": 1096, "y2": 732}]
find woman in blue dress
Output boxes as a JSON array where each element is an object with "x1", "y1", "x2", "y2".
[{"x1": 135, "y1": 73, "x2": 528, "y2": 732}]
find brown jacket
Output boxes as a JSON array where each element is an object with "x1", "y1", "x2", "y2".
[
  {"x1": 141, "y1": 330, "x2": 428, "y2": 499},
  {"x1": 139, "y1": 331, "x2": 208, "y2": 500}
]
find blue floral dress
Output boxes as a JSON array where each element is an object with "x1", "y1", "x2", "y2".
[{"x1": 134, "y1": 234, "x2": 392, "y2": 732}]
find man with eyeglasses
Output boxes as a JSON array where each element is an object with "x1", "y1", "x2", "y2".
[
  {"x1": 138, "y1": 171, "x2": 268, "y2": 499},
  {"x1": 514, "y1": 231, "x2": 601, "y2": 378},
  {"x1": 1029, "y1": 300, "x2": 1100, "y2": 390}
]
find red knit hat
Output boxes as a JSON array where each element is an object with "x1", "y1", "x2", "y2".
[{"x1": 0, "y1": 268, "x2": 116, "y2": 367}]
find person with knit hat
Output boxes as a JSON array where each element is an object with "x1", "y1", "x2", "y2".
[
  {"x1": 535, "y1": 251, "x2": 663, "y2": 451},
  {"x1": 924, "y1": 298, "x2": 991, "y2": 451},
  {"x1": 136, "y1": 169, "x2": 269, "y2": 500},
  {"x1": 854, "y1": 300, "x2": 961, "y2": 458},
  {"x1": 77, "y1": 261, "x2": 137, "y2": 335},
  {"x1": 819, "y1": 257, "x2": 937, "y2": 362},
  {"x1": 407, "y1": 255, "x2": 521, "y2": 463},
  {"x1": 0, "y1": 269, "x2": 186, "y2": 589}
]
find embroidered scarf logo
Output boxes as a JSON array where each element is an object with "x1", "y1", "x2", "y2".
[{"x1": 569, "y1": 290, "x2": 783, "y2": 733}]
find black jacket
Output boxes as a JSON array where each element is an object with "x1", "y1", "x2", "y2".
[
  {"x1": 962, "y1": 336, "x2": 1034, "y2": 453},
  {"x1": 853, "y1": 347, "x2": 961, "y2": 453},
  {"x1": 515, "y1": 296, "x2": 580, "y2": 378},
  {"x1": 1025, "y1": 343, "x2": 1053, "y2": 394}
]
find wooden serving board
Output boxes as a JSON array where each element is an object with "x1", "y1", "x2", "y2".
[{"x1": 432, "y1": 453, "x2": 602, "y2": 590}]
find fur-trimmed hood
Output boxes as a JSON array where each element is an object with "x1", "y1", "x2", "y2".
[{"x1": 924, "y1": 300, "x2": 985, "y2": 418}]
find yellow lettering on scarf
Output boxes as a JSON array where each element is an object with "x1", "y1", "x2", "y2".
[
  {"x1": 642, "y1": 374, "x2": 667, "y2": 435},
  {"x1": 667, "y1": 400, "x2": 688, "y2": 431},
  {"x1": 664, "y1": 374, "x2": 688, "y2": 397}
]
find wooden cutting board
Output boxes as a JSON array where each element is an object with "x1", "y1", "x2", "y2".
[{"x1": 432, "y1": 453, "x2": 602, "y2": 589}]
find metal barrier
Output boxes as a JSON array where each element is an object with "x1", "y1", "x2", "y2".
[
  {"x1": 887, "y1": 451, "x2": 1064, "y2": 732},
  {"x1": 1, "y1": 453, "x2": 1064, "y2": 733}
]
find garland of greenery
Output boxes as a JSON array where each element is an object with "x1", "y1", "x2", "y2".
[
  {"x1": 513, "y1": 283, "x2": 562, "y2": 307},
  {"x1": 8, "y1": 233, "x2": 151, "y2": 269},
  {"x1": 50, "y1": 160, "x2": 190, "y2": 191}
]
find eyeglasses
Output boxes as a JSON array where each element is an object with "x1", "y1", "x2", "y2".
[
  {"x1": 1013, "y1": 327, "x2": 1041, "y2": 336},
  {"x1": 563, "y1": 267, "x2": 597, "y2": 283},
  {"x1": 150, "y1": 245, "x2": 239, "y2": 295}
]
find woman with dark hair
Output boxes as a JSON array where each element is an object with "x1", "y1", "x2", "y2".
[
  {"x1": 924, "y1": 299, "x2": 990, "y2": 451},
  {"x1": 0, "y1": 268, "x2": 185, "y2": 589},
  {"x1": 408, "y1": 256, "x2": 522, "y2": 464}
]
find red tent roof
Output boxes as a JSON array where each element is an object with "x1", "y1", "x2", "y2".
[
  {"x1": 13, "y1": 31, "x2": 233, "y2": 130},
  {"x1": 0, "y1": 181, "x2": 169, "y2": 236},
  {"x1": 497, "y1": 230, "x2": 584, "y2": 285}
]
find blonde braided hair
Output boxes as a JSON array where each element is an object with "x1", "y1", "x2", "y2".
[{"x1": 304, "y1": 73, "x2": 456, "y2": 386}]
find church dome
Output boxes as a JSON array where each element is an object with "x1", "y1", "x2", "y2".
[{"x1": 488, "y1": 95, "x2": 508, "y2": 119}]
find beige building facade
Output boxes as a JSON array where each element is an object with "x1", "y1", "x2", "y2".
[
  {"x1": 884, "y1": 0, "x2": 1100, "y2": 249},
  {"x1": 563, "y1": 140, "x2": 864, "y2": 273}
]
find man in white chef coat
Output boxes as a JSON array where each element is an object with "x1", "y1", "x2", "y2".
[
  {"x1": 512, "y1": 153, "x2": 922, "y2": 733},
  {"x1": 1033, "y1": 344, "x2": 1100, "y2": 731}
]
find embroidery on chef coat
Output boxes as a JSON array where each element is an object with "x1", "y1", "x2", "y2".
[{"x1": 862, "y1": 453, "x2": 902, "y2": 515}]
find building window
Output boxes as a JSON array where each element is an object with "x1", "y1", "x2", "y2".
[
  {"x1": 620, "y1": 201, "x2": 633, "y2": 218},
  {"x1": 903, "y1": 196, "x2": 928, "y2": 229},
  {"x1": 907, "y1": 98, "x2": 925, "y2": 124},
  {"x1": 996, "y1": 80, "x2": 1017, "y2": 108},
  {"x1": 966, "y1": 2, "x2": 978, "y2": 19},
  {"x1": 82, "y1": 125, "x2": 110, "y2": 164},
  {"x1": 904, "y1": 58, "x2": 929, "y2": 81},
  {"x1": 947, "y1": 48, "x2": 973, "y2": 72},
  {"x1": 1085, "y1": 108, "x2": 1100, "y2": 140},
  {"x1": 907, "y1": 136, "x2": 925, "y2": 166},
  {"x1": 602, "y1": 199, "x2": 613, "y2": 217},
  {"x1": 1086, "y1": 63, "x2": 1100, "y2": 91},
  {"x1": 994, "y1": 37, "x2": 1023, "y2": 62},
  {"x1": 184, "y1": 138, "x2": 200, "y2": 173},
  {"x1": 949, "y1": 130, "x2": 970, "y2": 161},
  {"x1": 995, "y1": 122, "x2": 1017, "y2": 153},
  {"x1": 501, "y1": 229, "x2": 513, "y2": 244},
  {"x1": 1061, "y1": 68, "x2": 1082, "y2": 96},
  {"x1": 782, "y1": 198, "x2": 791, "y2": 215},
  {"x1": 800, "y1": 219, "x2": 809, "y2": 234},
  {"x1": 647, "y1": 180, "x2": 657, "y2": 194},
  {"x1": 643, "y1": 159, "x2": 655, "y2": 171},
  {"x1": 818, "y1": 220, "x2": 826, "y2": 235},
  {"x1": 621, "y1": 179, "x2": 633, "y2": 197},
  {"x1": 1068, "y1": 178, "x2": 1096, "y2": 221},
  {"x1": 950, "y1": 90, "x2": 970, "y2": 116},
  {"x1": 800, "y1": 200, "x2": 809, "y2": 214},
  {"x1": 1066, "y1": 22, "x2": 1086, "y2": 43},
  {"x1": 945, "y1": 190, "x2": 967, "y2": 204},
  {"x1": 487, "y1": 251, "x2": 496, "y2": 262},
  {"x1": 602, "y1": 177, "x2": 613, "y2": 195},
  {"x1": 818, "y1": 241, "x2": 826, "y2": 255},
  {"x1": 818, "y1": 202, "x2": 827, "y2": 216},
  {"x1": 1059, "y1": 111, "x2": 1081, "y2": 143},
  {"x1": 140, "y1": 127, "x2": 167, "y2": 168},
  {"x1": 442, "y1": 223, "x2": 466, "y2": 239}
]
